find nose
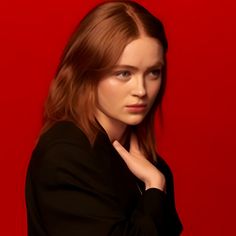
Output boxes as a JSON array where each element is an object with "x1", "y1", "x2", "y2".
[{"x1": 132, "y1": 75, "x2": 146, "y2": 97}]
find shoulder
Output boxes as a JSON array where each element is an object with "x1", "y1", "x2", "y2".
[
  {"x1": 37, "y1": 121, "x2": 91, "y2": 151},
  {"x1": 27, "y1": 121, "x2": 113, "y2": 188},
  {"x1": 29, "y1": 121, "x2": 92, "y2": 171},
  {"x1": 28, "y1": 121, "x2": 95, "y2": 182},
  {"x1": 29, "y1": 120, "x2": 112, "y2": 170}
]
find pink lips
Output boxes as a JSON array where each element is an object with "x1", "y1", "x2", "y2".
[{"x1": 125, "y1": 104, "x2": 147, "y2": 112}]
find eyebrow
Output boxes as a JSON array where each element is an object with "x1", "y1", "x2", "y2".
[{"x1": 112, "y1": 62, "x2": 164, "y2": 71}]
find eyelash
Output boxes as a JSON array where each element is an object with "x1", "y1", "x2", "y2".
[
  {"x1": 114, "y1": 69, "x2": 162, "y2": 80},
  {"x1": 148, "y1": 69, "x2": 162, "y2": 79},
  {"x1": 114, "y1": 71, "x2": 131, "y2": 79}
]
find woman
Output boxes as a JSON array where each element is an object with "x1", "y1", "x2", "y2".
[{"x1": 25, "y1": 1, "x2": 183, "y2": 235}]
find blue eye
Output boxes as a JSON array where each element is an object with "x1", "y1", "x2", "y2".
[{"x1": 115, "y1": 71, "x2": 131, "y2": 79}]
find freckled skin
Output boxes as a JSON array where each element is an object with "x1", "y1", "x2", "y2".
[{"x1": 96, "y1": 37, "x2": 164, "y2": 141}]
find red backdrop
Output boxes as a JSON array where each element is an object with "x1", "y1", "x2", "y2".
[{"x1": 0, "y1": 0, "x2": 235, "y2": 235}]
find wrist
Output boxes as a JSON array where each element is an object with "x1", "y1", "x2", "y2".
[{"x1": 145, "y1": 179, "x2": 166, "y2": 191}]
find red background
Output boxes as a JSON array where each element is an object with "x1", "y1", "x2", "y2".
[{"x1": 0, "y1": 0, "x2": 235, "y2": 235}]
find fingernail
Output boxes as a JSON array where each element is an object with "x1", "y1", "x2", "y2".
[{"x1": 113, "y1": 140, "x2": 119, "y2": 147}]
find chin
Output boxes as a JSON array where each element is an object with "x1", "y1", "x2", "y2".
[{"x1": 123, "y1": 116, "x2": 145, "y2": 126}]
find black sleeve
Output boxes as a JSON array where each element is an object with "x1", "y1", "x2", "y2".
[
  {"x1": 26, "y1": 142, "x2": 168, "y2": 236},
  {"x1": 154, "y1": 156, "x2": 183, "y2": 236}
]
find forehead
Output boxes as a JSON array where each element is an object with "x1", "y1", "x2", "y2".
[{"x1": 117, "y1": 37, "x2": 164, "y2": 67}]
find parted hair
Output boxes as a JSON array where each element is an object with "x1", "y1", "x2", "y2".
[{"x1": 41, "y1": 0, "x2": 168, "y2": 162}]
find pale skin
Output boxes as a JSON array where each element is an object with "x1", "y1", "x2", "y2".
[{"x1": 95, "y1": 36, "x2": 166, "y2": 191}]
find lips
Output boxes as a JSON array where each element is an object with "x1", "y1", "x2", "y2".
[
  {"x1": 126, "y1": 104, "x2": 147, "y2": 108},
  {"x1": 125, "y1": 104, "x2": 147, "y2": 112},
  {"x1": 127, "y1": 103, "x2": 147, "y2": 107}
]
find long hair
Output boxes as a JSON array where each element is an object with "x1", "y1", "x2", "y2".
[{"x1": 41, "y1": 0, "x2": 168, "y2": 162}]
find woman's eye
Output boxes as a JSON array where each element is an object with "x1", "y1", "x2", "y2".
[
  {"x1": 149, "y1": 69, "x2": 162, "y2": 79},
  {"x1": 115, "y1": 71, "x2": 131, "y2": 79}
]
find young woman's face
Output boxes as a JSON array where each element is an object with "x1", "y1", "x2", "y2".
[{"x1": 96, "y1": 36, "x2": 164, "y2": 129}]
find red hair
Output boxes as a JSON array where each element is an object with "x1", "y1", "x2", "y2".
[{"x1": 41, "y1": 0, "x2": 168, "y2": 162}]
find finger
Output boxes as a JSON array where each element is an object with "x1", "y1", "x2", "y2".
[
  {"x1": 113, "y1": 140, "x2": 132, "y2": 162},
  {"x1": 113, "y1": 140, "x2": 141, "y2": 177}
]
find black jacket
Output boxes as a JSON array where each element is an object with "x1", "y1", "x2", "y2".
[{"x1": 25, "y1": 121, "x2": 183, "y2": 236}]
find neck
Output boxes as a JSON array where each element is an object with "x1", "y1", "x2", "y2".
[{"x1": 95, "y1": 111, "x2": 127, "y2": 144}]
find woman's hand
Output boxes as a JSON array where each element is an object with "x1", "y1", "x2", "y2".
[{"x1": 113, "y1": 134, "x2": 166, "y2": 191}]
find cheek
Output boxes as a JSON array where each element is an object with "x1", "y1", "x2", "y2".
[
  {"x1": 97, "y1": 80, "x2": 121, "y2": 108},
  {"x1": 98, "y1": 80, "x2": 114, "y2": 98},
  {"x1": 147, "y1": 80, "x2": 162, "y2": 100}
]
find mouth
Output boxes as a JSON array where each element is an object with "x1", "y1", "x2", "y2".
[{"x1": 125, "y1": 104, "x2": 147, "y2": 112}]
